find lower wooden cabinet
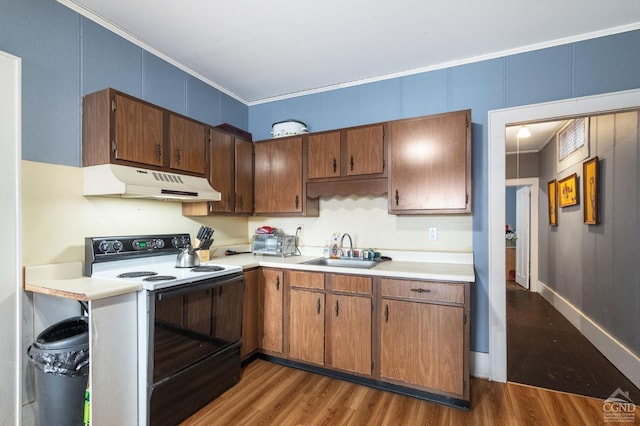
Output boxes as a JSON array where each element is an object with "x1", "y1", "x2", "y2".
[
  {"x1": 249, "y1": 268, "x2": 470, "y2": 407},
  {"x1": 379, "y1": 278, "x2": 469, "y2": 400},
  {"x1": 241, "y1": 269, "x2": 260, "y2": 359},
  {"x1": 326, "y1": 293, "x2": 372, "y2": 375},
  {"x1": 288, "y1": 289, "x2": 325, "y2": 365},
  {"x1": 261, "y1": 269, "x2": 284, "y2": 354}
]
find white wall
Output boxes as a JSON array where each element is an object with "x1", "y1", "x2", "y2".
[{"x1": 1, "y1": 50, "x2": 21, "y2": 426}]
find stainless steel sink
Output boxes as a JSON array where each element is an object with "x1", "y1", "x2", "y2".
[{"x1": 302, "y1": 257, "x2": 381, "y2": 269}]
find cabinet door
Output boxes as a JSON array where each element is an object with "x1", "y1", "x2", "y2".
[
  {"x1": 326, "y1": 294, "x2": 371, "y2": 375},
  {"x1": 389, "y1": 111, "x2": 470, "y2": 213},
  {"x1": 254, "y1": 137, "x2": 303, "y2": 213},
  {"x1": 261, "y1": 269, "x2": 284, "y2": 353},
  {"x1": 345, "y1": 124, "x2": 384, "y2": 176},
  {"x1": 168, "y1": 114, "x2": 207, "y2": 175},
  {"x1": 235, "y1": 138, "x2": 254, "y2": 214},
  {"x1": 210, "y1": 129, "x2": 235, "y2": 213},
  {"x1": 113, "y1": 94, "x2": 164, "y2": 167},
  {"x1": 289, "y1": 290, "x2": 325, "y2": 365},
  {"x1": 308, "y1": 131, "x2": 341, "y2": 179},
  {"x1": 241, "y1": 269, "x2": 260, "y2": 359},
  {"x1": 380, "y1": 299, "x2": 464, "y2": 395}
]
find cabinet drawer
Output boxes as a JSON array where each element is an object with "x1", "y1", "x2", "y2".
[
  {"x1": 328, "y1": 274, "x2": 372, "y2": 294},
  {"x1": 380, "y1": 279, "x2": 464, "y2": 304},
  {"x1": 287, "y1": 271, "x2": 324, "y2": 289}
]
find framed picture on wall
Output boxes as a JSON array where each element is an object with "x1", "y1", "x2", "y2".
[
  {"x1": 548, "y1": 179, "x2": 558, "y2": 226},
  {"x1": 558, "y1": 173, "x2": 578, "y2": 207},
  {"x1": 583, "y1": 156, "x2": 599, "y2": 224}
]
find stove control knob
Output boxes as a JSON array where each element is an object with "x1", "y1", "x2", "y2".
[
  {"x1": 155, "y1": 239, "x2": 165, "y2": 249},
  {"x1": 112, "y1": 240, "x2": 123, "y2": 252},
  {"x1": 98, "y1": 241, "x2": 110, "y2": 253},
  {"x1": 171, "y1": 237, "x2": 179, "y2": 248}
]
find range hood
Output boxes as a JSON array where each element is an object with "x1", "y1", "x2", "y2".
[{"x1": 83, "y1": 164, "x2": 221, "y2": 202}]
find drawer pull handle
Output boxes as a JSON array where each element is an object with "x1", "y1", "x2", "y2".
[
  {"x1": 384, "y1": 304, "x2": 389, "y2": 323},
  {"x1": 317, "y1": 298, "x2": 321, "y2": 315},
  {"x1": 332, "y1": 158, "x2": 337, "y2": 173},
  {"x1": 411, "y1": 288, "x2": 431, "y2": 294},
  {"x1": 335, "y1": 300, "x2": 339, "y2": 317},
  {"x1": 275, "y1": 275, "x2": 280, "y2": 291}
]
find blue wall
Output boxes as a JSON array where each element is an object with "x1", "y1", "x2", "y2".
[
  {"x1": 2, "y1": 0, "x2": 640, "y2": 354},
  {"x1": 0, "y1": 0, "x2": 248, "y2": 168},
  {"x1": 249, "y1": 30, "x2": 640, "y2": 352}
]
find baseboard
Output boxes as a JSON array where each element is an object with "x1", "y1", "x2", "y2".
[
  {"x1": 470, "y1": 351, "x2": 490, "y2": 379},
  {"x1": 537, "y1": 280, "x2": 640, "y2": 389}
]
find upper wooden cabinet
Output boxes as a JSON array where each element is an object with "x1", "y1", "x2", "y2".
[
  {"x1": 82, "y1": 88, "x2": 206, "y2": 177},
  {"x1": 208, "y1": 128, "x2": 254, "y2": 214},
  {"x1": 388, "y1": 110, "x2": 471, "y2": 214},
  {"x1": 307, "y1": 124, "x2": 385, "y2": 180},
  {"x1": 254, "y1": 136, "x2": 318, "y2": 216},
  {"x1": 168, "y1": 114, "x2": 207, "y2": 175}
]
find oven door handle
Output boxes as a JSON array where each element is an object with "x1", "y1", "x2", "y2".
[{"x1": 155, "y1": 273, "x2": 243, "y2": 300}]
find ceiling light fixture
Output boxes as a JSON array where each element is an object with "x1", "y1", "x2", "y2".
[{"x1": 517, "y1": 126, "x2": 532, "y2": 138}]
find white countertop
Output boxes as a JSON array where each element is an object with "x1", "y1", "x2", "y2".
[{"x1": 24, "y1": 250, "x2": 475, "y2": 301}]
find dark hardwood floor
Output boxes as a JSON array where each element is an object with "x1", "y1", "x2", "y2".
[{"x1": 507, "y1": 281, "x2": 640, "y2": 402}]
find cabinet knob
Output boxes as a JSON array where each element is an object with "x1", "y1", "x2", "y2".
[
  {"x1": 275, "y1": 275, "x2": 280, "y2": 290},
  {"x1": 237, "y1": 194, "x2": 243, "y2": 209},
  {"x1": 295, "y1": 195, "x2": 300, "y2": 209},
  {"x1": 384, "y1": 304, "x2": 389, "y2": 323},
  {"x1": 335, "y1": 300, "x2": 339, "y2": 317},
  {"x1": 175, "y1": 148, "x2": 181, "y2": 164},
  {"x1": 395, "y1": 189, "x2": 400, "y2": 206},
  {"x1": 317, "y1": 298, "x2": 321, "y2": 315},
  {"x1": 155, "y1": 144, "x2": 162, "y2": 161},
  {"x1": 332, "y1": 158, "x2": 337, "y2": 173},
  {"x1": 350, "y1": 156, "x2": 354, "y2": 171}
]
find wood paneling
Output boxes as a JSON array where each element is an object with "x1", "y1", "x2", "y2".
[
  {"x1": 308, "y1": 131, "x2": 341, "y2": 179},
  {"x1": 345, "y1": 124, "x2": 385, "y2": 176}
]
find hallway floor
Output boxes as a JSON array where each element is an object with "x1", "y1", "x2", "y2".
[{"x1": 506, "y1": 282, "x2": 640, "y2": 402}]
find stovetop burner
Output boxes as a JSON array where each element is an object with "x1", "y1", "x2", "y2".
[
  {"x1": 118, "y1": 271, "x2": 158, "y2": 278},
  {"x1": 191, "y1": 265, "x2": 225, "y2": 273},
  {"x1": 143, "y1": 275, "x2": 177, "y2": 282}
]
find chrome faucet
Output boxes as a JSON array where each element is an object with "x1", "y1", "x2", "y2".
[{"x1": 340, "y1": 233, "x2": 354, "y2": 259}]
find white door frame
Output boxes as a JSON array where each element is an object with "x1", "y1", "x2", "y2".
[
  {"x1": 0, "y1": 49, "x2": 22, "y2": 426},
  {"x1": 487, "y1": 88, "x2": 640, "y2": 382}
]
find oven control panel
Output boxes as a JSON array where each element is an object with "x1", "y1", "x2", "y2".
[{"x1": 85, "y1": 233, "x2": 192, "y2": 275}]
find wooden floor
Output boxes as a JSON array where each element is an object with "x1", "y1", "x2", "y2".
[{"x1": 182, "y1": 359, "x2": 638, "y2": 425}]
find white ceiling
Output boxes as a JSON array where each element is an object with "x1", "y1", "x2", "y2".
[{"x1": 59, "y1": 0, "x2": 640, "y2": 105}]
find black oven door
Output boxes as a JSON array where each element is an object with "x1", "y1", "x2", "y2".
[{"x1": 148, "y1": 272, "x2": 244, "y2": 425}]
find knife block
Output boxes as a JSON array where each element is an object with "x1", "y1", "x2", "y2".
[
  {"x1": 197, "y1": 249, "x2": 210, "y2": 263},
  {"x1": 195, "y1": 239, "x2": 210, "y2": 262}
]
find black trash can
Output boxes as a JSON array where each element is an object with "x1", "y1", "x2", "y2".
[{"x1": 28, "y1": 316, "x2": 90, "y2": 426}]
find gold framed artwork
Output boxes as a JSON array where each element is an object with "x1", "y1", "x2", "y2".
[
  {"x1": 548, "y1": 180, "x2": 558, "y2": 226},
  {"x1": 558, "y1": 173, "x2": 578, "y2": 207},
  {"x1": 583, "y1": 156, "x2": 599, "y2": 224}
]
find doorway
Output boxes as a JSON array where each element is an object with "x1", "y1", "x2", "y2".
[{"x1": 487, "y1": 88, "x2": 640, "y2": 383}]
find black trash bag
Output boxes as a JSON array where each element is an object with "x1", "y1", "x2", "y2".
[{"x1": 27, "y1": 316, "x2": 89, "y2": 377}]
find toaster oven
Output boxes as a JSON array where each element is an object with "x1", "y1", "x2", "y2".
[{"x1": 251, "y1": 234, "x2": 296, "y2": 257}]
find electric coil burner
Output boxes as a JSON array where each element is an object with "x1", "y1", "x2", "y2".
[{"x1": 84, "y1": 233, "x2": 244, "y2": 426}]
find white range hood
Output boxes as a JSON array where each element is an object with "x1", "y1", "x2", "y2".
[{"x1": 83, "y1": 164, "x2": 221, "y2": 202}]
